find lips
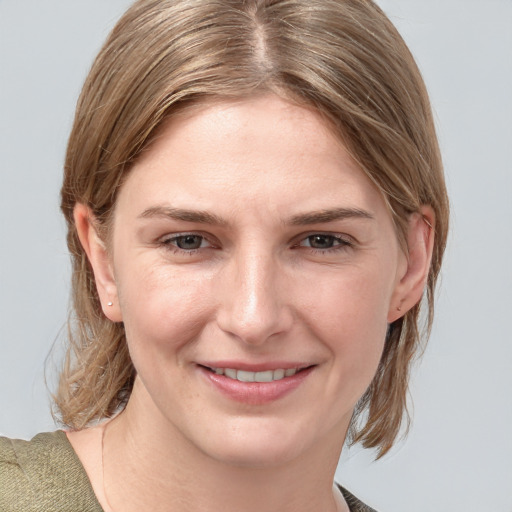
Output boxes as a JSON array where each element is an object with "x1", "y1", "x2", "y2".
[
  {"x1": 198, "y1": 363, "x2": 315, "y2": 404},
  {"x1": 208, "y1": 367, "x2": 299, "y2": 382}
]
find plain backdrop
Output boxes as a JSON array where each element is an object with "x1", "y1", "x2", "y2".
[{"x1": 1, "y1": 1, "x2": 511, "y2": 511}]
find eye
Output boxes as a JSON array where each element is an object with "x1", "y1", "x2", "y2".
[
  {"x1": 162, "y1": 234, "x2": 211, "y2": 251},
  {"x1": 175, "y1": 234, "x2": 205, "y2": 250},
  {"x1": 300, "y1": 234, "x2": 351, "y2": 250}
]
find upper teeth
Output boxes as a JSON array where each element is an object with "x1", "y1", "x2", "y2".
[{"x1": 213, "y1": 368, "x2": 298, "y2": 382}]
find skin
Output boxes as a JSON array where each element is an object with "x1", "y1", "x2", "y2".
[{"x1": 69, "y1": 95, "x2": 433, "y2": 512}]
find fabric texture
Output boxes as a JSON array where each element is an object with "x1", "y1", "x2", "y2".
[
  {"x1": 0, "y1": 431, "x2": 102, "y2": 512},
  {"x1": 0, "y1": 431, "x2": 376, "y2": 511}
]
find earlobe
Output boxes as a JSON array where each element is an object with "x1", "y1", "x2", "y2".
[
  {"x1": 73, "y1": 203, "x2": 122, "y2": 322},
  {"x1": 387, "y1": 206, "x2": 435, "y2": 323}
]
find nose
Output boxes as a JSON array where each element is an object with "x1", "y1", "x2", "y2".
[{"x1": 215, "y1": 247, "x2": 293, "y2": 346}]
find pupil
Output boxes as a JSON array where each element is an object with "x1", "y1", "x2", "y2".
[
  {"x1": 309, "y1": 235, "x2": 333, "y2": 249},
  {"x1": 177, "y1": 235, "x2": 202, "y2": 250}
]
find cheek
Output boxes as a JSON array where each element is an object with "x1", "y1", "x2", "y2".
[
  {"x1": 298, "y1": 267, "x2": 392, "y2": 384},
  {"x1": 116, "y1": 259, "x2": 214, "y2": 357},
  {"x1": 300, "y1": 263, "x2": 393, "y2": 334}
]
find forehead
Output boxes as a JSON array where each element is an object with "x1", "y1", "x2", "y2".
[
  {"x1": 143, "y1": 95, "x2": 347, "y2": 167},
  {"x1": 116, "y1": 94, "x2": 388, "y2": 223}
]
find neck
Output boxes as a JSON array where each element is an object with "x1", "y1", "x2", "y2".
[{"x1": 101, "y1": 381, "x2": 348, "y2": 512}]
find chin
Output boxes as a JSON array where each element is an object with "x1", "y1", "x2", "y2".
[
  {"x1": 184, "y1": 415, "x2": 332, "y2": 469},
  {"x1": 203, "y1": 438, "x2": 305, "y2": 469}
]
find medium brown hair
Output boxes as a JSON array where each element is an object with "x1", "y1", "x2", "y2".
[{"x1": 58, "y1": 0, "x2": 449, "y2": 457}]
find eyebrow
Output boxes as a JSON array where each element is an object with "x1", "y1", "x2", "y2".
[
  {"x1": 287, "y1": 207, "x2": 374, "y2": 225},
  {"x1": 138, "y1": 206, "x2": 227, "y2": 226},
  {"x1": 138, "y1": 205, "x2": 374, "y2": 227}
]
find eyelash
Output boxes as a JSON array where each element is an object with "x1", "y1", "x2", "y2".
[
  {"x1": 294, "y1": 233, "x2": 354, "y2": 254},
  {"x1": 159, "y1": 233, "x2": 215, "y2": 255},
  {"x1": 159, "y1": 232, "x2": 354, "y2": 256}
]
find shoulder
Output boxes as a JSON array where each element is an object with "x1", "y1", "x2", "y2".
[
  {"x1": 338, "y1": 484, "x2": 379, "y2": 512},
  {"x1": 0, "y1": 431, "x2": 103, "y2": 512}
]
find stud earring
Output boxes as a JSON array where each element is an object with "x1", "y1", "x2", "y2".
[{"x1": 107, "y1": 301, "x2": 113, "y2": 307}]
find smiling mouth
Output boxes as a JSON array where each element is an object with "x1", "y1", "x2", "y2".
[{"x1": 200, "y1": 366, "x2": 312, "y2": 383}]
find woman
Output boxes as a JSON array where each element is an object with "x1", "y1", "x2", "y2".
[{"x1": 0, "y1": 0, "x2": 449, "y2": 510}]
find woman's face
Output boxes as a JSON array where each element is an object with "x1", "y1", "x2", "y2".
[{"x1": 97, "y1": 95, "x2": 411, "y2": 466}]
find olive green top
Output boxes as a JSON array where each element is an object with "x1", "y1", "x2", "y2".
[
  {"x1": 0, "y1": 431, "x2": 102, "y2": 512},
  {"x1": 0, "y1": 431, "x2": 376, "y2": 511}
]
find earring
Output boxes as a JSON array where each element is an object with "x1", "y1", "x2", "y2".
[
  {"x1": 422, "y1": 216, "x2": 433, "y2": 229},
  {"x1": 107, "y1": 301, "x2": 113, "y2": 307}
]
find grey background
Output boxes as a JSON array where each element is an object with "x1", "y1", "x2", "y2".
[{"x1": 1, "y1": 1, "x2": 511, "y2": 511}]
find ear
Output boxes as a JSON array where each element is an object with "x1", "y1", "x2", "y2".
[
  {"x1": 73, "y1": 203, "x2": 123, "y2": 322},
  {"x1": 387, "y1": 206, "x2": 435, "y2": 323}
]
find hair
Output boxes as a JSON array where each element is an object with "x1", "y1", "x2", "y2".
[{"x1": 57, "y1": 0, "x2": 449, "y2": 458}]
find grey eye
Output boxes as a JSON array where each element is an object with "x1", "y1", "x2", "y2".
[
  {"x1": 307, "y1": 235, "x2": 337, "y2": 249},
  {"x1": 175, "y1": 235, "x2": 204, "y2": 250}
]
